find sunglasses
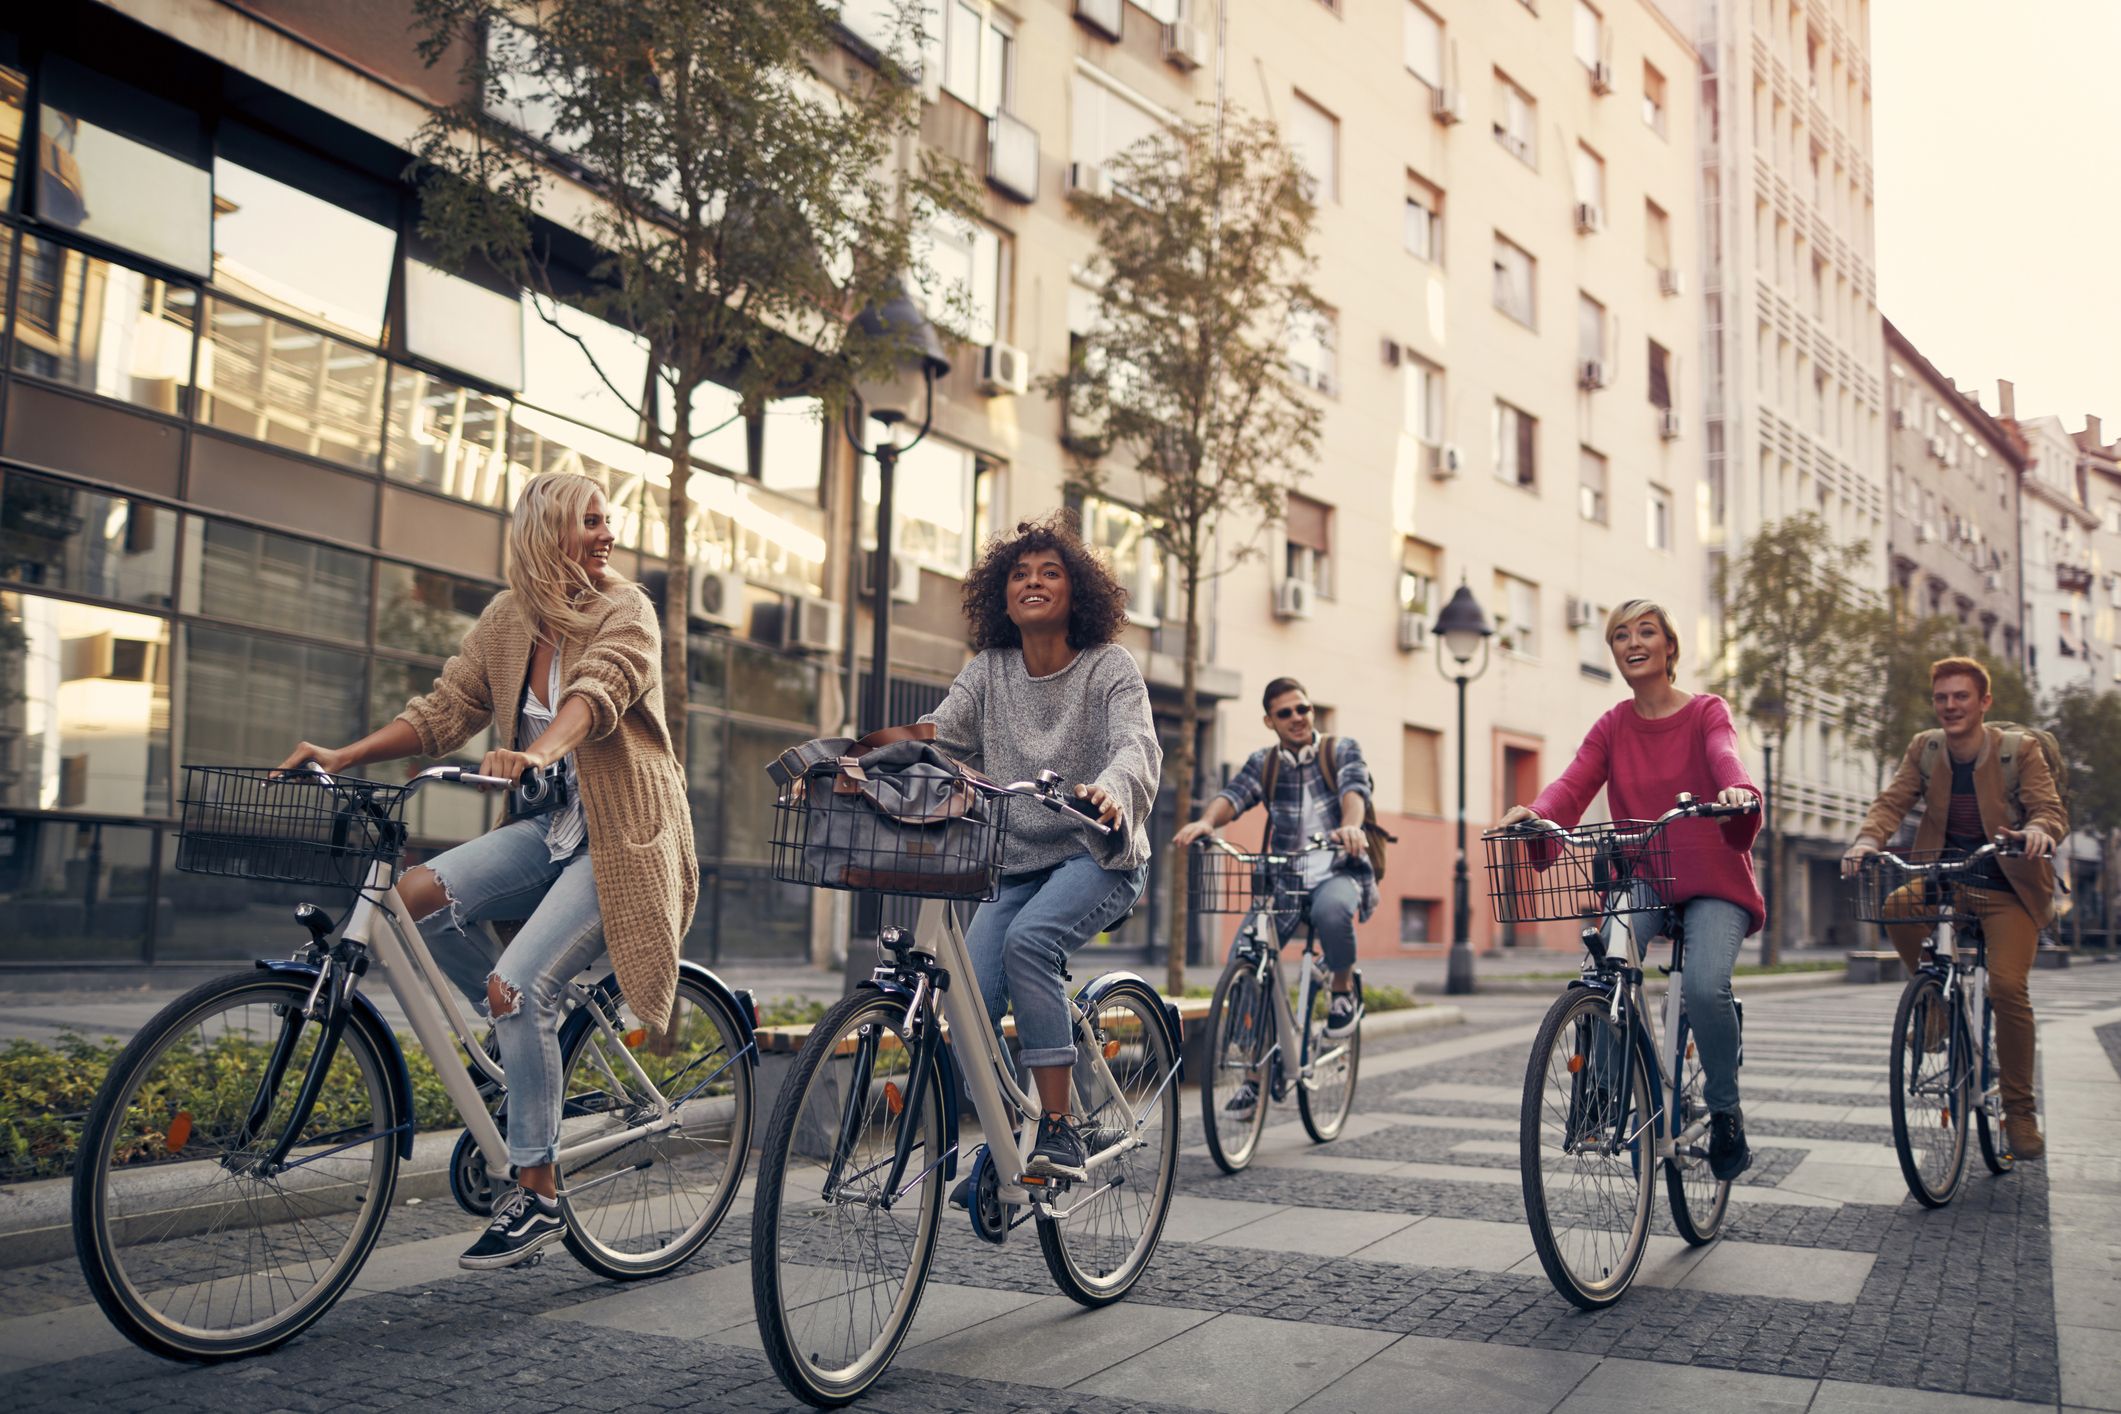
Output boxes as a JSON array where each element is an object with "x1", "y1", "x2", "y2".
[{"x1": 1273, "y1": 703, "x2": 1314, "y2": 720}]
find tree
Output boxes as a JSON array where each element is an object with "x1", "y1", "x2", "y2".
[
  {"x1": 2046, "y1": 683, "x2": 2121, "y2": 939},
  {"x1": 1050, "y1": 110, "x2": 1324, "y2": 996},
  {"x1": 1857, "y1": 612, "x2": 2035, "y2": 786},
  {"x1": 411, "y1": 0, "x2": 976, "y2": 759},
  {"x1": 1713, "y1": 512, "x2": 1877, "y2": 962}
]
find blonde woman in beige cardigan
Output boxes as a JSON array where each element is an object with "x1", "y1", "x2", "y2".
[{"x1": 278, "y1": 471, "x2": 696, "y2": 1269}]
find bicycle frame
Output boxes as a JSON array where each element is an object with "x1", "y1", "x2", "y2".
[
  {"x1": 1580, "y1": 906, "x2": 1697, "y2": 1164},
  {"x1": 1228, "y1": 913, "x2": 1350, "y2": 1098},
  {"x1": 1919, "y1": 920, "x2": 2001, "y2": 1121}
]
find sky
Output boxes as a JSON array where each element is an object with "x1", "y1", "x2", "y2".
[{"x1": 1870, "y1": 0, "x2": 2121, "y2": 437}]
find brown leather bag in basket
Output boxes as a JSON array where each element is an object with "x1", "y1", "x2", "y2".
[{"x1": 768, "y1": 723, "x2": 1002, "y2": 898}]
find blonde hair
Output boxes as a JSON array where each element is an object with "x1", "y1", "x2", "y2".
[
  {"x1": 1605, "y1": 598, "x2": 1681, "y2": 683},
  {"x1": 507, "y1": 472, "x2": 618, "y2": 644}
]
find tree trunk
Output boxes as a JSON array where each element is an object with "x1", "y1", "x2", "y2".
[
  {"x1": 663, "y1": 381, "x2": 693, "y2": 767},
  {"x1": 1165, "y1": 575, "x2": 1201, "y2": 1000}
]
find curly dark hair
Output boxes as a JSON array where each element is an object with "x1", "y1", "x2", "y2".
[{"x1": 962, "y1": 510, "x2": 1131, "y2": 652}]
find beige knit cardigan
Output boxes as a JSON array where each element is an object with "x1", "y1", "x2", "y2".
[{"x1": 398, "y1": 584, "x2": 695, "y2": 1031}]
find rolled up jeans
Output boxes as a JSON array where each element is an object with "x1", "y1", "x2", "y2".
[
  {"x1": 965, "y1": 852, "x2": 1147, "y2": 1070},
  {"x1": 1598, "y1": 882, "x2": 1750, "y2": 1115},
  {"x1": 416, "y1": 819, "x2": 607, "y2": 1170}
]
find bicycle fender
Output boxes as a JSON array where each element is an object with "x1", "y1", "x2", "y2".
[
  {"x1": 1073, "y1": 971, "x2": 1186, "y2": 1083},
  {"x1": 254, "y1": 960, "x2": 417, "y2": 1160},
  {"x1": 561, "y1": 962, "x2": 763, "y2": 1069},
  {"x1": 857, "y1": 977, "x2": 961, "y2": 1181}
]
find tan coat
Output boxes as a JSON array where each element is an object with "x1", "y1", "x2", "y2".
[
  {"x1": 1856, "y1": 723, "x2": 2068, "y2": 928},
  {"x1": 398, "y1": 585, "x2": 695, "y2": 1030}
]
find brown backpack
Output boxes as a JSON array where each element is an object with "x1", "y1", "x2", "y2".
[{"x1": 1260, "y1": 735, "x2": 1398, "y2": 881}]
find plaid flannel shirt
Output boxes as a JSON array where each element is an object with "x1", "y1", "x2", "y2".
[{"x1": 1214, "y1": 736, "x2": 1379, "y2": 924}]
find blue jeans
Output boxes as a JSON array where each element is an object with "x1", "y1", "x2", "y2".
[
  {"x1": 1303, "y1": 873, "x2": 1361, "y2": 975},
  {"x1": 1605, "y1": 884, "x2": 1749, "y2": 1115},
  {"x1": 417, "y1": 820, "x2": 606, "y2": 1169},
  {"x1": 965, "y1": 853, "x2": 1146, "y2": 1069}
]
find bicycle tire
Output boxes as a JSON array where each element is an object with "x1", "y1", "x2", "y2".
[
  {"x1": 750, "y1": 989, "x2": 945, "y2": 1407},
  {"x1": 556, "y1": 973, "x2": 754, "y2": 1279},
  {"x1": 1520, "y1": 987, "x2": 1655, "y2": 1310},
  {"x1": 1889, "y1": 971, "x2": 1969, "y2": 1207},
  {"x1": 1201, "y1": 955, "x2": 1272, "y2": 1172},
  {"x1": 1663, "y1": 1005, "x2": 1730, "y2": 1245},
  {"x1": 1296, "y1": 980, "x2": 1361, "y2": 1144},
  {"x1": 1037, "y1": 978, "x2": 1180, "y2": 1306},
  {"x1": 72, "y1": 971, "x2": 400, "y2": 1361},
  {"x1": 1975, "y1": 1000, "x2": 2014, "y2": 1176}
]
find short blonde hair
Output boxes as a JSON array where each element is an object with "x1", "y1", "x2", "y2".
[
  {"x1": 1605, "y1": 599, "x2": 1681, "y2": 683},
  {"x1": 507, "y1": 472, "x2": 619, "y2": 644}
]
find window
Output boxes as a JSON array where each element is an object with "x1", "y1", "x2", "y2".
[
  {"x1": 941, "y1": 2, "x2": 1014, "y2": 117},
  {"x1": 0, "y1": 593, "x2": 172, "y2": 816},
  {"x1": 1492, "y1": 234, "x2": 1536, "y2": 326},
  {"x1": 1070, "y1": 70, "x2": 1166, "y2": 174},
  {"x1": 384, "y1": 369, "x2": 513, "y2": 509},
  {"x1": 916, "y1": 213, "x2": 1003, "y2": 347},
  {"x1": 1574, "y1": 1, "x2": 1603, "y2": 70},
  {"x1": 1404, "y1": 172, "x2": 1442, "y2": 262},
  {"x1": 403, "y1": 259, "x2": 526, "y2": 392},
  {"x1": 35, "y1": 64, "x2": 211, "y2": 278},
  {"x1": 182, "y1": 623, "x2": 364, "y2": 771},
  {"x1": 212, "y1": 157, "x2": 395, "y2": 342},
  {"x1": 0, "y1": 475, "x2": 176, "y2": 608},
  {"x1": 1284, "y1": 493, "x2": 1333, "y2": 597},
  {"x1": 0, "y1": 63, "x2": 27, "y2": 202},
  {"x1": 1399, "y1": 899, "x2": 1437, "y2": 945},
  {"x1": 10, "y1": 236, "x2": 197, "y2": 415},
  {"x1": 1648, "y1": 484, "x2": 1673, "y2": 550},
  {"x1": 1580, "y1": 448, "x2": 1608, "y2": 523},
  {"x1": 1493, "y1": 400, "x2": 1537, "y2": 488},
  {"x1": 1578, "y1": 294, "x2": 1607, "y2": 367},
  {"x1": 1492, "y1": 72, "x2": 1537, "y2": 165},
  {"x1": 368, "y1": 660, "x2": 495, "y2": 845},
  {"x1": 1401, "y1": 727, "x2": 1442, "y2": 817},
  {"x1": 1495, "y1": 571, "x2": 1540, "y2": 656},
  {"x1": 1399, "y1": 538, "x2": 1439, "y2": 616},
  {"x1": 1643, "y1": 61, "x2": 1668, "y2": 135},
  {"x1": 1080, "y1": 496, "x2": 1167, "y2": 625},
  {"x1": 196, "y1": 301, "x2": 386, "y2": 470},
  {"x1": 1287, "y1": 302, "x2": 1338, "y2": 394},
  {"x1": 1648, "y1": 340, "x2": 1673, "y2": 409},
  {"x1": 1402, "y1": 359, "x2": 1443, "y2": 445},
  {"x1": 1645, "y1": 199, "x2": 1673, "y2": 270},
  {"x1": 523, "y1": 301, "x2": 652, "y2": 440},
  {"x1": 1573, "y1": 144, "x2": 1605, "y2": 216},
  {"x1": 377, "y1": 563, "x2": 494, "y2": 658},
  {"x1": 181, "y1": 518, "x2": 372, "y2": 644},
  {"x1": 1403, "y1": 1, "x2": 1445, "y2": 88},
  {"x1": 1289, "y1": 92, "x2": 1340, "y2": 203},
  {"x1": 861, "y1": 427, "x2": 977, "y2": 576}
]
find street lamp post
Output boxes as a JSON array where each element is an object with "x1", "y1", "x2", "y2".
[
  {"x1": 1433, "y1": 580, "x2": 1494, "y2": 996},
  {"x1": 1747, "y1": 693, "x2": 1790, "y2": 966}
]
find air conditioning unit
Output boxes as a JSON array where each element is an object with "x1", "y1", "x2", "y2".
[
  {"x1": 979, "y1": 343, "x2": 1030, "y2": 397},
  {"x1": 689, "y1": 569, "x2": 746, "y2": 629},
  {"x1": 1424, "y1": 441, "x2": 1462, "y2": 480},
  {"x1": 1590, "y1": 61, "x2": 1615, "y2": 95},
  {"x1": 1927, "y1": 436, "x2": 1946, "y2": 460},
  {"x1": 1573, "y1": 202, "x2": 1604, "y2": 234},
  {"x1": 1565, "y1": 595, "x2": 1595, "y2": 630},
  {"x1": 861, "y1": 548, "x2": 921, "y2": 605},
  {"x1": 1986, "y1": 571, "x2": 2004, "y2": 591},
  {"x1": 1578, "y1": 360, "x2": 1608, "y2": 391},
  {"x1": 1380, "y1": 337, "x2": 1403, "y2": 367},
  {"x1": 1430, "y1": 86, "x2": 1464, "y2": 125},
  {"x1": 1397, "y1": 610, "x2": 1430, "y2": 652},
  {"x1": 1273, "y1": 578, "x2": 1315, "y2": 620},
  {"x1": 1657, "y1": 408, "x2": 1682, "y2": 441},
  {"x1": 1073, "y1": 0, "x2": 1123, "y2": 41},
  {"x1": 1657, "y1": 266, "x2": 1685, "y2": 298},
  {"x1": 1162, "y1": 21, "x2": 1208, "y2": 70},
  {"x1": 780, "y1": 594, "x2": 842, "y2": 654},
  {"x1": 1066, "y1": 161, "x2": 1117, "y2": 200},
  {"x1": 1915, "y1": 522, "x2": 1936, "y2": 544}
]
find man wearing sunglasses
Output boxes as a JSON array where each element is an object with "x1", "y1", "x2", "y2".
[{"x1": 1177, "y1": 679, "x2": 1377, "y2": 1096}]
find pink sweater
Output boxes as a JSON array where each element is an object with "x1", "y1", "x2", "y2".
[{"x1": 1529, "y1": 693, "x2": 1766, "y2": 934}]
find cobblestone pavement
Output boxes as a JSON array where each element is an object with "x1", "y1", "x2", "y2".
[{"x1": 7, "y1": 967, "x2": 2121, "y2": 1411}]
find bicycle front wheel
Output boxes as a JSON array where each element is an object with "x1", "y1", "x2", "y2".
[
  {"x1": 751, "y1": 989, "x2": 945, "y2": 1407},
  {"x1": 1038, "y1": 979, "x2": 1180, "y2": 1306},
  {"x1": 1201, "y1": 954, "x2": 1272, "y2": 1172},
  {"x1": 1663, "y1": 1003, "x2": 1730, "y2": 1245},
  {"x1": 1296, "y1": 978, "x2": 1361, "y2": 1144},
  {"x1": 556, "y1": 972, "x2": 754, "y2": 1279},
  {"x1": 1520, "y1": 987, "x2": 1655, "y2": 1310},
  {"x1": 71, "y1": 971, "x2": 400, "y2": 1360},
  {"x1": 1890, "y1": 971, "x2": 1970, "y2": 1207}
]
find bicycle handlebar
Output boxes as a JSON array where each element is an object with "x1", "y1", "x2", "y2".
[
  {"x1": 1495, "y1": 792, "x2": 1759, "y2": 848},
  {"x1": 1198, "y1": 833, "x2": 1336, "y2": 861},
  {"x1": 295, "y1": 760, "x2": 520, "y2": 793},
  {"x1": 1868, "y1": 836, "x2": 2026, "y2": 874},
  {"x1": 988, "y1": 770, "x2": 1116, "y2": 836}
]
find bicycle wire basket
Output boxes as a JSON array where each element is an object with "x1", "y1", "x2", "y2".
[
  {"x1": 1188, "y1": 844, "x2": 1307, "y2": 923},
  {"x1": 1851, "y1": 850, "x2": 1982, "y2": 925},
  {"x1": 176, "y1": 766, "x2": 412, "y2": 890},
  {"x1": 1481, "y1": 821, "x2": 1676, "y2": 925},
  {"x1": 770, "y1": 764, "x2": 1010, "y2": 902}
]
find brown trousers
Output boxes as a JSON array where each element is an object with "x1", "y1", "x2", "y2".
[{"x1": 1883, "y1": 885, "x2": 2038, "y2": 1118}]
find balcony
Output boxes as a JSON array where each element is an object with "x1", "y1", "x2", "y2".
[
  {"x1": 987, "y1": 110, "x2": 1039, "y2": 204},
  {"x1": 2057, "y1": 562, "x2": 2095, "y2": 594}
]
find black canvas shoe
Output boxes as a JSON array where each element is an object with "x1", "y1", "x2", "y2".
[
  {"x1": 1324, "y1": 991, "x2": 1360, "y2": 1040},
  {"x1": 1222, "y1": 1078, "x2": 1260, "y2": 1119},
  {"x1": 1708, "y1": 1108, "x2": 1752, "y2": 1181},
  {"x1": 1025, "y1": 1113, "x2": 1088, "y2": 1181},
  {"x1": 458, "y1": 1187, "x2": 566, "y2": 1270}
]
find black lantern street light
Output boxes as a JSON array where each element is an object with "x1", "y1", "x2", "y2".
[
  {"x1": 842, "y1": 282, "x2": 951, "y2": 734},
  {"x1": 1746, "y1": 692, "x2": 1790, "y2": 966},
  {"x1": 1433, "y1": 579, "x2": 1495, "y2": 996}
]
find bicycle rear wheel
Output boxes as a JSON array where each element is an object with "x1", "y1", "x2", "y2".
[
  {"x1": 1201, "y1": 954, "x2": 1272, "y2": 1172},
  {"x1": 1889, "y1": 971, "x2": 1970, "y2": 1207},
  {"x1": 751, "y1": 990, "x2": 945, "y2": 1407},
  {"x1": 556, "y1": 972, "x2": 753, "y2": 1279},
  {"x1": 1975, "y1": 999, "x2": 2014, "y2": 1175},
  {"x1": 1296, "y1": 975, "x2": 1360, "y2": 1144},
  {"x1": 1520, "y1": 987, "x2": 1655, "y2": 1310},
  {"x1": 1663, "y1": 1003, "x2": 1730, "y2": 1245},
  {"x1": 1038, "y1": 979, "x2": 1180, "y2": 1306},
  {"x1": 72, "y1": 972, "x2": 400, "y2": 1360}
]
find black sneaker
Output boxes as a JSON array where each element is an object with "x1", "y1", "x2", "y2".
[
  {"x1": 1324, "y1": 992, "x2": 1359, "y2": 1040},
  {"x1": 1222, "y1": 1079, "x2": 1260, "y2": 1119},
  {"x1": 1025, "y1": 1113, "x2": 1088, "y2": 1182},
  {"x1": 1708, "y1": 1108, "x2": 1752, "y2": 1182},
  {"x1": 458, "y1": 1187, "x2": 566, "y2": 1270}
]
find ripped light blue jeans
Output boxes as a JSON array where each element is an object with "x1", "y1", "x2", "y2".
[
  {"x1": 1602, "y1": 881, "x2": 1750, "y2": 1115},
  {"x1": 965, "y1": 853, "x2": 1147, "y2": 1069},
  {"x1": 416, "y1": 819, "x2": 606, "y2": 1169}
]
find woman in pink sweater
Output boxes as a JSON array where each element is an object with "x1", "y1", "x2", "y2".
[{"x1": 1499, "y1": 598, "x2": 1764, "y2": 1180}]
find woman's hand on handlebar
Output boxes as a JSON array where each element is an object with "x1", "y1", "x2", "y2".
[
  {"x1": 1076, "y1": 783, "x2": 1124, "y2": 830},
  {"x1": 479, "y1": 747, "x2": 547, "y2": 791},
  {"x1": 277, "y1": 742, "x2": 353, "y2": 777},
  {"x1": 1713, "y1": 787, "x2": 1758, "y2": 811},
  {"x1": 1498, "y1": 804, "x2": 1546, "y2": 830}
]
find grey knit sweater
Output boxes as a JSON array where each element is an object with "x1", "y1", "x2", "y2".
[{"x1": 921, "y1": 644, "x2": 1162, "y2": 875}]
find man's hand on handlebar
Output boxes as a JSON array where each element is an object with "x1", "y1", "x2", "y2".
[
  {"x1": 1329, "y1": 824, "x2": 1366, "y2": 858},
  {"x1": 1840, "y1": 841, "x2": 1879, "y2": 879},
  {"x1": 1173, "y1": 819, "x2": 1217, "y2": 848},
  {"x1": 1076, "y1": 783, "x2": 1124, "y2": 830},
  {"x1": 2005, "y1": 826, "x2": 2057, "y2": 859}
]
